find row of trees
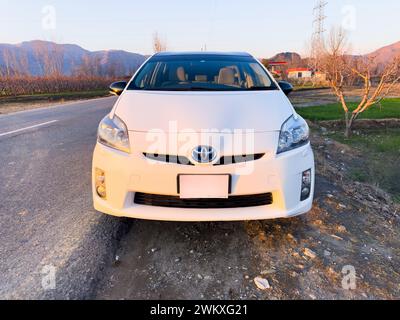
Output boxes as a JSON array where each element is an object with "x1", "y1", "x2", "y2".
[
  {"x1": 0, "y1": 76, "x2": 112, "y2": 97},
  {"x1": 0, "y1": 35, "x2": 169, "y2": 97},
  {"x1": 0, "y1": 49, "x2": 134, "y2": 79},
  {"x1": 0, "y1": 42, "x2": 136, "y2": 96},
  {"x1": 1, "y1": 42, "x2": 69, "y2": 78}
]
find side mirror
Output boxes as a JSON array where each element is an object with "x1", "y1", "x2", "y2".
[
  {"x1": 109, "y1": 81, "x2": 127, "y2": 96},
  {"x1": 278, "y1": 81, "x2": 294, "y2": 96}
]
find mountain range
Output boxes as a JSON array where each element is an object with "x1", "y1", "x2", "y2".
[
  {"x1": 367, "y1": 41, "x2": 400, "y2": 67},
  {"x1": 0, "y1": 40, "x2": 146, "y2": 77},
  {"x1": 0, "y1": 40, "x2": 399, "y2": 77},
  {"x1": 267, "y1": 41, "x2": 400, "y2": 69}
]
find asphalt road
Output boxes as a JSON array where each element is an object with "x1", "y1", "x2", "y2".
[{"x1": 0, "y1": 97, "x2": 132, "y2": 299}]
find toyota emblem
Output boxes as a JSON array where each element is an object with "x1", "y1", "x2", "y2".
[{"x1": 192, "y1": 146, "x2": 217, "y2": 164}]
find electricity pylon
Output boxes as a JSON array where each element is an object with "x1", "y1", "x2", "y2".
[{"x1": 312, "y1": 0, "x2": 328, "y2": 71}]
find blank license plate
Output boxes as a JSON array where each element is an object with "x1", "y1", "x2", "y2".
[{"x1": 179, "y1": 175, "x2": 230, "y2": 199}]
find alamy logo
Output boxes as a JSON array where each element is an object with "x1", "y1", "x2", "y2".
[
  {"x1": 41, "y1": 5, "x2": 57, "y2": 30},
  {"x1": 341, "y1": 265, "x2": 356, "y2": 290},
  {"x1": 41, "y1": 265, "x2": 56, "y2": 290}
]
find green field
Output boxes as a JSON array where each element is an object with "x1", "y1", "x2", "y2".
[
  {"x1": 329, "y1": 128, "x2": 400, "y2": 202},
  {"x1": 296, "y1": 98, "x2": 400, "y2": 121},
  {"x1": 293, "y1": 85, "x2": 330, "y2": 91},
  {"x1": 297, "y1": 98, "x2": 400, "y2": 202}
]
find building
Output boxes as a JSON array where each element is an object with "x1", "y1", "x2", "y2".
[
  {"x1": 267, "y1": 61, "x2": 288, "y2": 79},
  {"x1": 267, "y1": 62, "x2": 327, "y2": 83},
  {"x1": 287, "y1": 68, "x2": 313, "y2": 79}
]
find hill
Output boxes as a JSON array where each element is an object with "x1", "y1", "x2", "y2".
[
  {"x1": 367, "y1": 41, "x2": 400, "y2": 65},
  {"x1": 0, "y1": 40, "x2": 146, "y2": 77}
]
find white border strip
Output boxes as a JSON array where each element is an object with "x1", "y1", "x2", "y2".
[{"x1": 0, "y1": 120, "x2": 58, "y2": 137}]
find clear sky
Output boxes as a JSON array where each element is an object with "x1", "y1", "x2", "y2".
[{"x1": 0, "y1": 0, "x2": 399, "y2": 57}]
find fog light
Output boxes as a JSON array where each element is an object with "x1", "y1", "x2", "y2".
[
  {"x1": 301, "y1": 169, "x2": 312, "y2": 201},
  {"x1": 302, "y1": 170, "x2": 312, "y2": 185},
  {"x1": 96, "y1": 185, "x2": 107, "y2": 198},
  {"x1": 301, "y1": 187, "x2": 310, "y2": 198},
  {"x1": 95, "y1": 168, "x2": 106, "y2": 199}
]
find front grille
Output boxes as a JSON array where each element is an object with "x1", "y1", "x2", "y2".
[
  {"x1": 134, "y1": 192, "x2": 273, "y2": 209},
  {"x1": 215, "y1": 154, "x2": 265, "y2": 166},
  {"x1": 143, "y1": 154, "x2": 194, "y2": 165},
  {"x1": 143, "y1": 153, "x2": 265, "y2": 166}
]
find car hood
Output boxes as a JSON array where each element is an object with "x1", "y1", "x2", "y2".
[{"x1": 114, "y1": 90, "x2": 294, "y2": 133}]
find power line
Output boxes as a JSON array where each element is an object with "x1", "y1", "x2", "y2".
[{"x1": 312, "y1": 0, "x2": 328, "y2": 71}]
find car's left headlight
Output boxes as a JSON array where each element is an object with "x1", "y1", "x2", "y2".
[
  {"x1": 98, "y1": 115, "x2": 130, "y2": 153},
  {"x1": 277, "y1": 114, "x2": 309, "y2": 154}
]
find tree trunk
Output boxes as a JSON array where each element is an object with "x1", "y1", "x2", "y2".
[
  {"x1": 345, "y1": 124, "x2": 352, "y2": 138},
  {"x1": 344, "y1": 113, "x2": 358, "y2": 138},
  {"x1": 344, "y1": 111, "x2": 351, "y2": 138}
]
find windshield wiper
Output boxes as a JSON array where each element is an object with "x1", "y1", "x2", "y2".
[
  {"x1": 157, "y1": 87, "x2": 234, "y2": 91},
  {"x1": 134, "y1": 86, "x2": 278, "y2": 92},
  {"x1": 247, "y1": 86, "x2": 278, "y2": 91}
]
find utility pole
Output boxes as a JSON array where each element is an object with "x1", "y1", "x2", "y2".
[{"x1": 312, "y1": 0, "x2": 328, "y2": 71}]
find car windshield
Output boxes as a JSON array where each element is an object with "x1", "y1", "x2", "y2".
[{"x1": 127, "y1": 55, "x2": 278, "y2": 91}]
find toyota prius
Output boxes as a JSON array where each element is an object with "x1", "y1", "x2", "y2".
[{"x1": 92, "y1": 52, "x2": 315, "y2": 221}]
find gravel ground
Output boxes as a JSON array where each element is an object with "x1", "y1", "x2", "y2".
[{"x1": 95, "y1": 130, "x2": 399, "y2": 300}]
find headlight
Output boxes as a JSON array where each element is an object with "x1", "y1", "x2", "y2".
[
  {"x1": 277, "y1": 114, "x2": 309, "y2": 154},
  {"x1": 98, "y1": 115, "x2": 130, "y2": 153}
]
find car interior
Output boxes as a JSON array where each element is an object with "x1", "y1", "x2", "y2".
[{"x1": 133, "y1": 60, "x2": 274, "y2": 90}]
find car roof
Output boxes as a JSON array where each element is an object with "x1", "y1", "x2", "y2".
[{"x1": 153, "y1": 51, "x2": 253, "y2": 58}]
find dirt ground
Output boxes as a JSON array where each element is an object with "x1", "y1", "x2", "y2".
[
  {"x1": 291, "y1": 84, "x2": 400, "y2": 108},
  {"x1": 94, "y1": 129, "x2": 400, "y2": 300},
  {"x1": 0, "y1": 100, "x2": 77, "y2": 114},
  {"x1": 0, "y1": 93, "x2": 109, "y2": 115}
]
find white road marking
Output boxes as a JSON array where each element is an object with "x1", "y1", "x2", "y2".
[{"x1": 0, "y1": 120, "x2": 59, "y2": 137}]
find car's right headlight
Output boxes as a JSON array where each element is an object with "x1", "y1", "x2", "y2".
[
  {"x1": 98, "y1": 115, "x2": 130, "y2": 153},
  {"x1": 277, "y1": 114, "x2": 309, "y2": 154}
]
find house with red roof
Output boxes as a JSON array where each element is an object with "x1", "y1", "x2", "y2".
[{"x1": 287, "y1": 68, "x2": 313, "y2": 79}]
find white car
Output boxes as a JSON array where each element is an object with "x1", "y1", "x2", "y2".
[{"x1": 92, "y1": 52, "x2": 314, "y2": 221}]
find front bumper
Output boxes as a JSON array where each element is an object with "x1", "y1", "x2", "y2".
[{"x1": 92, "y1": 134, "x2": 315, "y2": 222}]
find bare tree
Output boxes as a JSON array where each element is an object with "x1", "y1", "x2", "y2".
[
  {"x1": 48, "y1": 42, "x2": 64, "y2": 77},
  {"x1": 74, "y1": 55, "x2": 91, "y2": 77},
  {"x1": 1, "y1": 47, "x2": 25, "y2": 77},
  {"x1": 305, "y1": 38, "x2": 324, "y2": 87},
  {"x1": 31, "y1": 42, "x2": 44, "y2": 76},
  {"x1": 17, "y1": 51, "x2": 30, "y2": 77},
  {"x1": 30, "y1": 41, "x2": 65, "y2": 78},
  {"x1": 74, "y1": 55, "x2": 103, "y2": 78},
  {"x1": 320, "y1": 28, "x2": 400, "y2": 137},
  {"x1": 2, "y1": 48, "x2": 14, "y2": 77},
  {"x1": 153, "y1": 32, "x2": 167, "y2": 53}
]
